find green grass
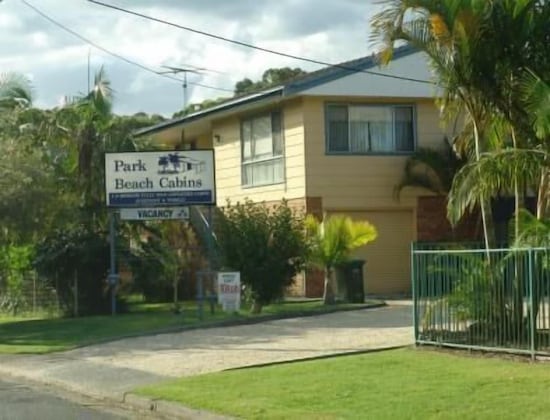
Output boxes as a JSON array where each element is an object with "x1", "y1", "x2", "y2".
[
  {"x1": 0, "y1": 300, "x2": 374, "y2": 354},
  {"x1": 136, "y1": 349, "x2": 550, "y2": 420}
]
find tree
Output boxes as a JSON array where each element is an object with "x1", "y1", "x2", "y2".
[
  {"x1": 0, "y1": 72, "x2": 32, "y2": 110},
  {"x1": 371, "y1": 0, "x2": 503, "y2": 250},
  {"x1": 173, "y1": 67, "x2": 307, "y2": 117},
  {"x1": 234, "y1": 67, "x2": 307, "y2": 95},
  {"x1": 305, "y1": 215, "x2": 377, "y2": 305},
  {"x1": 395, "y1": 138, "x2": 465, "y2": 198},
  {"x1": 372, "y1": 0, "x2": 549, "y2": 339},
  {"x1": 217, "y1": 200, "x2": 308, "y2": 313}
]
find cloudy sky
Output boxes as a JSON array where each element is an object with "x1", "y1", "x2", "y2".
[{"x1": 0, "y1": 0, "x2": 384, "y2": 116}]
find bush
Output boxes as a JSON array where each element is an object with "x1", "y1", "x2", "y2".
[
  {"x1": 0, "y1": 245, "x2": 34, "y2": 315},
  {"x1": 34, "y1": 226, "x2": 119, "y2": 316},
  {"x1": 217, "y1": 200, "x2": 308, "y2": 313}
]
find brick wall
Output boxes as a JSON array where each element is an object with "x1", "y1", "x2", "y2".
[{"x1": 417, "y1": 196, "x2": 481, "y2": 242}]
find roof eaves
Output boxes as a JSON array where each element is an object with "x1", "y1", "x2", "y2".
[{"x1": 134, "y1": 86, "x2": 284, "y2": 137}]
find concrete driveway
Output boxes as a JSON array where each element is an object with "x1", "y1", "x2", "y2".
[{"x1": 0, "y1": 302, "x2": 413, "y2": 401}]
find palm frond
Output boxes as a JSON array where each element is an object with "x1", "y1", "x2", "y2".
[
  {"x1": 447, "y1": 148, "x2": 548, "y2": 225},
  {"x1": 520, "y1": 69, "x2": 550, "y2": 140},
  {"x1": 305, "y1": 215, "x2": 377, "y2": 269},
  {"x1": 0, "y1": 72, "x2": 32, "y2": 108}
]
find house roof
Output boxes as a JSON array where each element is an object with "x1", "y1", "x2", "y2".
[{"x1": 135, "y1": 45, "x2": 418, "y2": 138}]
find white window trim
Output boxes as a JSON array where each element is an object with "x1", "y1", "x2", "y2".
[{"x1": 241, "y1": 111, "x2": 285, "y2": 188}]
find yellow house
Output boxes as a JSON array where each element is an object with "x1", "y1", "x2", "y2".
[{"x1": 136, "y1": 46, "x2": 456, "y2": 297}]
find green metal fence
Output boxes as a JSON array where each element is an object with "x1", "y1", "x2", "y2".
[{"x1": 412, "y1": 245, "x2": 550, "y2": 358}]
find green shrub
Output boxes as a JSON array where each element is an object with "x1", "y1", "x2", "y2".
[{"x1": 217, "y1": 200, "x2": 308, "y2": 313}]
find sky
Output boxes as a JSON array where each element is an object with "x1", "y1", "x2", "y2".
[{"x1": 0, "y1": 0, "x2": 384, "y2": 116}]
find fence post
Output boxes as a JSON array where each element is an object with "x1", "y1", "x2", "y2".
[
  {"x1": 528, "y1": 248, "x2": 536, "y2": 360},
  {"x1": 411, "y1": 242, "x2": 418, "y2": 344}
]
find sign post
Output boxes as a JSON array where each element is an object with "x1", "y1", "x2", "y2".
[{"x1": 107, "y1": 210, "x2": 119, "y2": 316}]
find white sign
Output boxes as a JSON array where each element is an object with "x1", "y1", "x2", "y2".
[
  {"x1": 120, "y1": 207, "x2": 189, "y2": 221},
  {"x1": 105, "y1": 151, "x2": 216, "y2": 207},
  {"x1": 217, "y1": 272, "x2": 241, "y2": 312}
]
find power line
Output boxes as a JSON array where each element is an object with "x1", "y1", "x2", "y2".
[
  {"x1": 19, "y1": 0, "x2": 234, "y2": 93},
  {"x1": 87, "y1": 0, "x2": 435, "y2": 85}
]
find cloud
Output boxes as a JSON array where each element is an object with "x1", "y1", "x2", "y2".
[{"x1": 0, "y1": 0, "x2": 383, "y2": 116}]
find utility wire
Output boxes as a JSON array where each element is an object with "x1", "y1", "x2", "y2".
[
  {"x1": 87, "y1": 0, "x2": 435, "y2": 85},
  {"x1": 20, "y1": 0, "x2": 234, "y2": 93}
]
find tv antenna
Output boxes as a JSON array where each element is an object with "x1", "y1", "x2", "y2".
[{"x1": 158, "y1": 66, "x2": 205, "y2": 110}]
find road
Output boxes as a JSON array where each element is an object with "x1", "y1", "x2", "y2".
[{"x1": 0, "y1": 378, "x2": 131, "y2": 420}]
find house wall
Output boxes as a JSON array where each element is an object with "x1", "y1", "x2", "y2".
[
  {"x1": 211, "y1": 99, "x2": 307, "y2": 205},
  {"x1": 301, "y1": 96, "x2": 452, "y2": 295},
  {"x1": 302, "y1": 96, "x2": 449, "y2": 209}
]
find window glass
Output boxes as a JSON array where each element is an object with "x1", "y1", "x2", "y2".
[
  {"x1": 241, "y1": 112, "x2": 284, "y2": 187},
  {"x1": 327, "y1": 105, "x2": 349, "y2": 152},
  {"x1": 327, "y1": 104, "x2": 414, "y2": 154}
]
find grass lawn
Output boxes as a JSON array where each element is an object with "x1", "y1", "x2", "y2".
[
  {"x1": 136, "y1": 348, "x2": 550, "y2": 420},
  {"x1": 0, "y1": 299, "x2": 375, "y2": 354}
]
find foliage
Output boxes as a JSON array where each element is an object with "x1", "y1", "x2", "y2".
[
  {"x1": 172, "y1": 97, "x2": 227, "y2": 119},
  {"x1": 514, "y1": 209, "x2": 550, "y2": 248},
  {"x1": 217, "y1": 200, "x2": 308, "y2": 312},
  {"x1": 0, "y1": 245, "x2": 34, "y2": 315},
  {"x1": 371, "y1": 0, "x2": 549, "y2": 250},
  {"x1": 173, "y1": 67, "x2": 307, "y2": 117},
  {"x1": 447, "y1": 148, "x2": 547, "y2": 226},
  {"x1": 0, "y1": 72, "x2": 32, "y2": 110},
  {"x1": 234, "y1": 67, "x2": 307, "y2": 95},
  {"x1": 33, "y1": 226, "x2": 113, "y2": 316},
  {"x1": 128, "y1": 236, "x2": 175, "y2": 303},
  {"x1": 395, "y1": 138, "x2": 465, "y2": 198},
  {"x1": 305, "y1": 215, "x2": 377, "y2": 304}
]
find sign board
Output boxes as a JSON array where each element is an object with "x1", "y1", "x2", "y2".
[
  {"x1": 217, "y1": 272, "x2": 241, "y2": 312},
  {"x1": 120, "y1": 207, "x2": 189, "y2": 221},
  {"x1": 105, "y1": 151, "x2": 215, "y2": 207}
]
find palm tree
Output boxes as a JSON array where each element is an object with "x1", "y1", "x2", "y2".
[
  {"x1": 0, "y1": 73, "x2": 32, "y2": 110},
  {"x1": 60, "y1": 66, "x2": 113, "y2": 211},
  {"x1": 395, "y1": 138, "x2": 465, "y2": 198},
  {"x1": 305, "y1": 215, "x2": 377, "y2": 305},
  {"x1": 371, "y1": 0, "x2": 498, "y2": 251}
]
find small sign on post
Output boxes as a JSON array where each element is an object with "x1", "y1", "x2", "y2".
[
  {"x1": 120, "y1": 207, "x2": 189, "y2": 221},
  {"x1": 217, "y1": 272, "x2": 241, "y2": 312}
]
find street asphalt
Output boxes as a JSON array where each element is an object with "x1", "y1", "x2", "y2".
[{"x1": 0, "y1": 378, "x2": 130, "y2": 420}]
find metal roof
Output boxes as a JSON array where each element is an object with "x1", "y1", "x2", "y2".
[{"x1": 135, "y1": 45, "x2": 417, "y2": 137}]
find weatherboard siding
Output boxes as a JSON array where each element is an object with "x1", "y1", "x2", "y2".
[
  {"x1": 212, "y1": 100, "x2": 306, "y2": 205},
  {"x1": 302, "y1": 96, "x2": 449, "y2": 210}
]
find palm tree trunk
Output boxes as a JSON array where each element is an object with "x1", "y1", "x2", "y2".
[
  {"x1": 472, "y1": 120, "x2": 492, "y2": 255},
  {"x1": 537, "y1": 169, "x2": 548, "y2": 220},
  {"x1": 511, "y1": 127, "x2": 520, "y2": 241},
  {"x1": 323, "y1": 267, "x2": 336, "y2": 305}
]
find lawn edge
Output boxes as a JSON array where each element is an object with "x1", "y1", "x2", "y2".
[
  {"x1": 133, "y1": 345, "x2": 411, "y2": 418},
  {"x1": 67, "y1": 300, "x2": 386, "y2": 350}
]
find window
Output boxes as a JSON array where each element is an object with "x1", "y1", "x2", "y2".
[
  {"x1": 241, "y1": 111, "x2": 284, "y2": 187},
  {"x1": 326, "y1": 104, "x2": 415, "y2": 154}
]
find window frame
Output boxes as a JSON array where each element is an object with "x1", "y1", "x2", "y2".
[
  {"x1": 324, "y1": 102, "x2": 417, "y2": 156},
  {"x1": 240, "y1": 110, "x2": 285, "y2": 188}
]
